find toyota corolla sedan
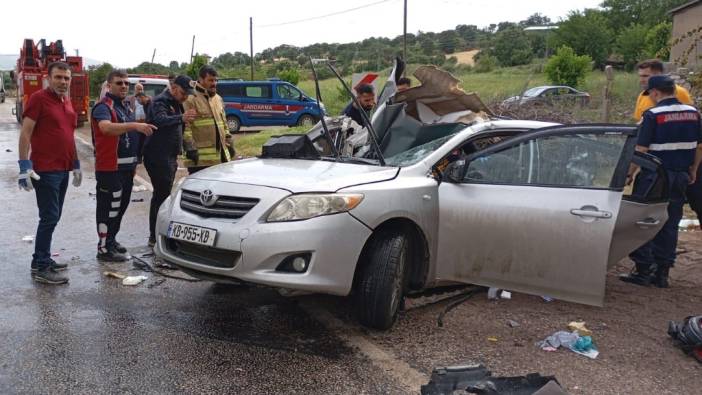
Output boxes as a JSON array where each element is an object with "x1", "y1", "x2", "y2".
[{"x1": 155, "y1": 66, "x2": 668, "y2": 330}]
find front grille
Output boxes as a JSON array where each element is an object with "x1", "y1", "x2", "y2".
[
  {"x1": 165, "y1": 238, "x2": 240, "y2": 269},
  {"x1": 180, "y1": 189, "x2": 259, "y2": 219}
]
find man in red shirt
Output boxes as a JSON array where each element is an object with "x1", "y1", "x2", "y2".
[{"x1": 17, "y1": 62, "x2": 82, "y2": 285}]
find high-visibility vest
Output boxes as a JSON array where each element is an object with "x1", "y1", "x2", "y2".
[{"x1": 182, "y1": 84, "x2": 231, "y2": 167}]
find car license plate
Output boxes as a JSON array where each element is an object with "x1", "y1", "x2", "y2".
[{"x1": 168, "y1": 222, "x2": 217, "y2": 247}]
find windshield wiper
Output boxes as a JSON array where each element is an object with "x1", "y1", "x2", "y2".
[
  {"x1": 326, "y1": 63, "x2": 386, "y2": 167},
  {"x1": 309, "y1": 58, "x2": 340, "y2": 161}
]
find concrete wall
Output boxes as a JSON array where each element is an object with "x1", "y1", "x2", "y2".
[{"x1": 671, "y1": 3, "x2": 702, "y2": 70}]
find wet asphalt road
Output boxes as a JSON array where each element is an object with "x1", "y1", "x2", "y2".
[{"x1": 0, "y1": 100, "x2": 407, "y2": 394}]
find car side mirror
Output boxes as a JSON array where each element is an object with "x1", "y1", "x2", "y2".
[{"x1": 443, "y1": 159, "x2": 467, "y2": 183}]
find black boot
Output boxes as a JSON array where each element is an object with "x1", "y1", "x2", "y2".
[
  {"x1": 653, "y1": 266, "x2": 670, "y2": 288},
  {"x1": 619, "y1": 262, "x2": 653, "y2": 286}
]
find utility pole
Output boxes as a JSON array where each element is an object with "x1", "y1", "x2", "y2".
[
  {"x1": 250, "y1": 17, "x2": 254, "y2": 80},
  {"x1": 403, "y1": 0, "x2": 407, "y2": 64},
  {"x1": 151, "y1": 48, "x2": 156, "y2": 63},
  {"x1": 190, "y1": 35, "x2": 195, "y2": 64}
]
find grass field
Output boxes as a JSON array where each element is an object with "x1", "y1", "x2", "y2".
[{"x1": 237, "y1": 64, "x2": 642, "y2": 157}]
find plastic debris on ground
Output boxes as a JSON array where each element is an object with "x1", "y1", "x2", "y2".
[
  {"x1": 487, "y1": 337, "x2": 498, "y2": 342},
  {"x1": 538, "y1": 330, "x2": 599, "y2": 359},
  {"x1": 541, "y1": 295, "x2": 555, "y2": 302},
  {"x1": 420, "y1": 364, "x2": 566, "y2": 395},
  {"x1": 22, "y1": 235, "x2": 34, "y2": 243},
  {"x1": 487, "y1": 287, "x2": 512, "y2": 300},
  {"x1": 678, "y1": 218, "x2": 700, "y2": 231},
  {"x1": 507, "y1": 319, "x2": 520, "y2": 328},
  {"x1": 668, "y1": 315, "x2": 702, "y2": 364},
  {"x1": 122, "y1": 275, "x2": 148, "y2": 286},
  {"x1": 567, "y1": 321, "x2": 592, "y2": 336}
]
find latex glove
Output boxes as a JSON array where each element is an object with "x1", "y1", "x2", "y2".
[
  {"x1": 185, "y1": 150, "x2": 199, "y2": 165},
  {"x1": 18, "y1": 159, "x2": 40, "y2": 191},
  {"x1": 72, "y1": 160, "x2": 82, "y2": 187}
]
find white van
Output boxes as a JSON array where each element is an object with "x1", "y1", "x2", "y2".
[{"x1": 99, "y1": 75, "x2": 170, "y2": 100}]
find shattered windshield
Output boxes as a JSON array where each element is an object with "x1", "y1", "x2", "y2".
[{"x1": 384, "y1": 133, "x2": 458, "y2": 167}]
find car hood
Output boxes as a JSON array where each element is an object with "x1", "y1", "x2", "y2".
[{"x1": 187, "y1": 158, "x2": 399, "y2": 193}]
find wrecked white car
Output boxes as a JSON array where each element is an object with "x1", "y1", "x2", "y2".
[{"x1": 155, "y1": 63, "x2": 669, "y2": 329}]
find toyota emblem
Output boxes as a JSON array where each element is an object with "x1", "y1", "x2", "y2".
[{"x1": 200, "y1": 189, "x2": 218, "y2": 207}]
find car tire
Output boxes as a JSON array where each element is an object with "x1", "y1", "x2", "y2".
[
  {"x1": 297, "y1": 114, "x2": 316, "y2": 127},
  {"x1": 356, "y1": 229, "x2": 408, "y2": 330},
  {"x1": 227, "y1": 115, "x2": 241, "y2": 133}
]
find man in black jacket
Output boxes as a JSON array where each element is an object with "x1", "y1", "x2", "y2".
[{"x1": 143, "y1": 75, "x2": 196, "y2": 246}]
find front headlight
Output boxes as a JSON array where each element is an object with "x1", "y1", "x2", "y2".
[{"x1": 266, "y1": 193, "x2": 364, "y2": 222}]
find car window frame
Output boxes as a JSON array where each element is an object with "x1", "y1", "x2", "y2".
[
  {"x1": 459, "y1": 124, "x2": 638, "y2": 192},
  {"x1": 244, "y1": 84, "x2": 272, "y2": 99},
  {"x1": 276, "y1": 83, "x2": 301, "y2": 100}
]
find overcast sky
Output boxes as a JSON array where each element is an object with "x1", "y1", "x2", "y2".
[{"x1": 2, "y1": 0, "x2": 602, "y2": 68}]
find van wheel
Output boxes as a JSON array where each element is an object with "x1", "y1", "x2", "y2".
[
  {"x1": 356, "y1": 229, "x2": 408, "y2": 330},
  {"x1": 297, "y1": 114, "x2": 316, "y2": 127},
  {"x1": 227, "y1": 115, "x2": 241, "y2": 133}
]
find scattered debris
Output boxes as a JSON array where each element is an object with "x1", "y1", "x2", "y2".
[
  {"x1": 538, "y1": 330, "x2": 599, "y2": 359},
  {"x1": 541, "y1": 296, "x2": 555, "y2": 302},
  {"x1": 488, "y1": 287, "x2": 512, "y2": 300},
  {"x1": 104, "y1": 271, "x2": 126, "y2": 280},
  {"x1": 420, "y1": 364, "x2": 565, "y2": 395},
  {"x1": 147, "y1": 278, "x2": 167, "y2": 288},
  {"x1": 668, "y1": 315, "x2": 702, "y2": 364},
  {"x1": 568, "y1": 321, "x2": 592, "y2": 336},
  {"x1": 487, "y1": 337, "x2": 498, "y2": 343},
  {"x1": 122, "y1": 275, "x2": 148, "y2": 286},
  {"x1": 21, "y1": 235, "x2": 34, "y2": 243},
  {"x1": 5, "y1": 149, "x2": 12, "y2": 152},
  {"x1": 88, "y1": 192, "x2": 96, "y2": 197},
  {"x1": 131, "y1": 198, "x2": 144, "y2": 202},
  {"x1": 679, "y1": 219, "x2": 700, "y2": 231},
  {"x1": 507, "y1": 319, "x2": 520, "y2": 328},
  {"x1": 436, "y1": 287, "x2": 486, "y2": 327}
]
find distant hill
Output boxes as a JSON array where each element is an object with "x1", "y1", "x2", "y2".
[{"x1": 0, "y1": 54, "x2": 103, "y2": 71}]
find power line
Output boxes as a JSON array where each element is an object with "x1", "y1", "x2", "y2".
[{"x1": 257, "y1": 0, "x2": 397, "y2": 28}]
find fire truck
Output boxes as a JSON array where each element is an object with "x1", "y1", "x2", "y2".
[{"x1": 11, "y1": 39, "x2": 90, "y2": 126}]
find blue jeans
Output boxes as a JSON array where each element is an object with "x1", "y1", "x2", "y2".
[
  {"x1": 31, "y1": 171, "x2": 69, "y2": 269},
  {"x1": 630, "y1": 169, "x2": 689, "y2": 270}
]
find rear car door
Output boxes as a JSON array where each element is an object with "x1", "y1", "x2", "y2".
[
  {"x1": 435, "y1": 125, "x2": 667, "y2": 306},
  {"x1": 241, "y1": 84, "x2": 276, "y2": 125}
]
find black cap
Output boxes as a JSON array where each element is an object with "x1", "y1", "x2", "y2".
[
  {"x1": 646, "y1": 75, "x2": 675, "y2": 92},
  {"x1": 173, "y1": 75, "x2": 194, "y2": 95}
]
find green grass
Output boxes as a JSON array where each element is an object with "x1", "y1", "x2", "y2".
[
  {"x1": 234, "y1": 126, "x2": 310, "y2": 157},
  {"x1": 296, "y1": 64, "x2": 641, "y2": 123},
  {"x1": 239, "y1": 65, "x2": 642, "y2": 157}
]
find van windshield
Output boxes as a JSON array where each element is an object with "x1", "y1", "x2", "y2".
[{"x1": 129, "y1": 83, "x2": 168, "y2": 97}]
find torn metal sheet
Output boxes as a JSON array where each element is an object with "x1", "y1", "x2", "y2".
[{"x1": 420, "y1": 364, "x2": 565, "y2": 395}]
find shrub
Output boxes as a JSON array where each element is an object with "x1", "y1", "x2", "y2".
[
  {"x1": 544, "y1": 46, "x2": 592, "y2": 87},
  {"x1": 474, "y1": 54, "x2": 497, "y2": 73},
  {"x1": 278, "y1": 68, "x2": 300, "y2": 85}
]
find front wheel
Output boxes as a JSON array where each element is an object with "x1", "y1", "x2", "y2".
[
  {"x1": 356, "y1": 229, "x2": 408, "y2": 330},
  {"x1": 227, "y1": 115, "x2": 241, "y2": 133},
  {"x1": 297, "y1": 114, "x2": 316, "y2": 127}
]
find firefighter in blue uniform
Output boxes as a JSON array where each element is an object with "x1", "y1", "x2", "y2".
[{"x1": 621, "y1": 75, "x2": 702, "y2": 288}]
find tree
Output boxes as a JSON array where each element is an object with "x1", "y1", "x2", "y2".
[
  {"x1": 551, "y1": 9, "x2": 613, "y2": 67},
  {"x1": 278, "y1": 69, "x2": 300, "y2": 85},
  {"x1": 87, "y1": 62, "x2": 113, "y2": 98},
  {"x1": 600, "y1": 0, "x2": 688, "y2": 33},
  {"x1": 186, "y1": 54, "x2": 208, "y2": 80},
  {"x1": 520, "y1": 13, "x2": 552, "y2": 27},
  {"x1": 615, "y1": 23, "x2": 649, "y2": 69},
  {"x1": 645, "y1": 21, "x2": 672, "y2": 59},
  {"x1": 544, "y1": 46, "x2": 592, "y2": 87},
  {"x1": 437, "y1": 30, "x2": 461, "y2": 54},
  {"x1": 128, "y1": 62, "x2": 171, "y2": 76},
  {"x1": 491, "y1": 26, "x2": 533, "y2": 66}
]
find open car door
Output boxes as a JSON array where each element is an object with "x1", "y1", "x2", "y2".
[{"x1": 435, "y1": 125, "x2": 668, "y2": 306}]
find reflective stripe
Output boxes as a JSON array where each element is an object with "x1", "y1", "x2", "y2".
[
  {"x1": 193, "y1": 119, "x2": 216, "y2": 127},
  {"x1": 648, "y1": 104, "x2": 698, "y2": 114},
  {"x1": 649, "y1": 142, "x2": 698, "y2": 151},
  {"x1": 117, "y1": 156, "x2": 137, "y2": 164},
  {"x1": 111, "y1": 201, "x2": 121, "y2": 208},
  {"x1": 109, "y1": 211, "x2": 119, "y2": 218},
  {"x1": 112, "y1": 190, "x2": 122, "y2": 198}
]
